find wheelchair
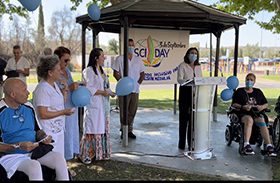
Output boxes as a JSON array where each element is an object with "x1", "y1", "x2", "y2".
[
  {"x1": 272, "y1": 103, "x2": 280, "y2": 152},
  {"x1": 225, "y1": 106, "x2": 279, "y2": 156}
]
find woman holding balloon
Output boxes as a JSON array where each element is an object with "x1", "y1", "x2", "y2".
[
  {"x1": 177, "y1": 47, "x2": 202, "y2": 151},
  {"x1": 79, "y1": 48, "x2": 115, "y2": 165},
  {"x1": 54, "y1": 46, "x2": 80, "y2": 161}
]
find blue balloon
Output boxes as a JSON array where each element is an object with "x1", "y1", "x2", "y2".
[
  {"x1": 88, "y1": 4, "x2": 101, "y2": 21},
  {"x1": 226, "y1": 76, "x2": 239, "y2": 90},
  {"x1": 71, "y1": 86, "x2": 91, "y2": 107},
  {"x1": 19, "y1": 0, "x2": 41, "y2": 11},
  {"x1": 116, "y1": 77, "x2": 135, "y2": 96},
  {"x1": 221, "y1": 88, "x2": 234, "y2": 101}
]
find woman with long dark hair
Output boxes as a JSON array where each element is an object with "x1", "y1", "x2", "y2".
[
  {"x1": 79, "y1": 48, "x2": 115, "y2": 164},
  {"x1": 177, "y1": 47, "x2": 202, "y2": 151}
]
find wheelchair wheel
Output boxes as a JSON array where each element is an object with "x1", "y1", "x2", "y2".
[
  {"x1": 256, "y1": 135, "x2": 263, "y2": 147},
  {"x1": 256, "y1": 139, "x2": 263, "y2": 147},
  {"x1": 238, "y1": 125, "x2": 245, "y2": 155},
  {"x1": 272, "y1": 118, "x2": 280, "y2": 152},
  {"x1": 225, "y1": 125, "x2": 233, "y2": 146}
]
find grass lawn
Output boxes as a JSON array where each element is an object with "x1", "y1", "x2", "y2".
[{"x1": 67, "y1": 159, "x2": 225, "y2": 181}]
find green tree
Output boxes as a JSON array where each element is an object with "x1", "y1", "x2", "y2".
[
  {"x1": 242, "y1": 43, "x2": 261, "y2": 58},
  {"x1": 220, "y1": 47, "x2": 226, "y2": 56},
  {"x1": 36, "y1": 4, "x2": 45, "y2": 54},
  {"x1": 239, "y1": 48, "x2": 243, "y2": 58},
  {"x1": 0, "y1": 1, "x2": 28, "y2": 18},
  {"x1": 215, "y1": 0, "x2": 280, "y2": 33},
  {"x1": 108, "y1": 38, "x2": 119, "y2": 54}
]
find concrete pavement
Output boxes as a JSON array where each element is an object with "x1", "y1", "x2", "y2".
[{"x1": 109, "y1": 108, "x2": 273, "y2": 180}]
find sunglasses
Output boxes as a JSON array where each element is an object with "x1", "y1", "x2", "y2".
[{"x1": 13, "y1": 109, "x2": 25, "y2": 123}]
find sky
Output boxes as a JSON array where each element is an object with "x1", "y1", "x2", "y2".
[{"x1": 5, "y1": 0, "x2": 280, "y2": 47}]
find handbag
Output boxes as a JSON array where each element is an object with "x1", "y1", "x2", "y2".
[
  {"x1": 31, "y1": 129, "x2": 54, "y2": 159},
  {"x1": 31, "y1": 143, "x2": 54, "y2": 160}
]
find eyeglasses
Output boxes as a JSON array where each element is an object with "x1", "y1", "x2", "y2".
[
  {"x1": 64, "y1": 59, "x2": 70, "y2": 63},
  {"x1": 13, "y1": 109, "x2": 25, "y2": 123}
]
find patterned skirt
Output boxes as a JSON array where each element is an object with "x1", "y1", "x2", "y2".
[{"x1": 79, "y1": 118, "x2": 111, "y2": 161}]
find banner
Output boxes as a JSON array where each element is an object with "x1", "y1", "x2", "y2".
[{"x1": 121, "y1": 28, "x2": 189, "y2": 84}]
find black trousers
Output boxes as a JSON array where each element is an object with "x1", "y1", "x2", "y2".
[{"x1": 178, "y1": 85, "x2": 193, "y2": 150}]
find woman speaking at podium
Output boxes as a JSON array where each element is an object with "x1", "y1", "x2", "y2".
[{"x1": 177, "y1": 47, "x2": 202, "y2": 151}]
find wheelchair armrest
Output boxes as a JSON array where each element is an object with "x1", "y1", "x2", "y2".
[
  {"x1": 254, "y1": 108, "x2": 270, "y2": 117},
  {"x1": 227, "y1": 106, "x2": 240, "y2": 113},
  {"x1": 230, "y1": 106, "x2": 238, "y2": 110},
  {"x1": 257, "y1": 108, "x2": 270, "y2": 114}
]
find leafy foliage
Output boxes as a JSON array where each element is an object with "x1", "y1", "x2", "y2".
[
  {"x1": 215, "y1": 0, "x2": 280, "y2": 33},
  {"x1": 0, "y1": 0, "x2": 28, "y2": 18}
]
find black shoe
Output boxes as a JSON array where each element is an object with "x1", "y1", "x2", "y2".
[
  {"x1": 128, "y1": 132, "x2": 136, "y2": 139},
  {"x1": 244, "y1": 144, "x2": 255, "y2": 155},
  {"x1": 266, "y1": 145, "x2": 277, "y2": 157}
]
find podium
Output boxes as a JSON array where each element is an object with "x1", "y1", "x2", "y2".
[{"x1": 184, "y1": 77, "x2": 226, "y2": 160}]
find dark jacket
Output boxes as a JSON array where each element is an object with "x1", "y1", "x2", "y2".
[{"x1": 0, "y1": 58, "x2": 7, "y2": 82}]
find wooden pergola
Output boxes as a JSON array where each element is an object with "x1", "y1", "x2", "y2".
[{"x1": 76, "y1": 0, "x2": 246, "y2": 146}]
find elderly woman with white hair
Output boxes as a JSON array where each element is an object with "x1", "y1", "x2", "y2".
[{"x1": 33, "y1": 55, "x2": 74, "y2": 156}]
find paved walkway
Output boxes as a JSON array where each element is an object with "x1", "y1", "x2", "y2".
[{"x1": 109, "y1": 108, "x2": 273, "y2": 180}]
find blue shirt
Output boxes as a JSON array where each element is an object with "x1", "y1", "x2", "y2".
[
  {"x1": 57, "y1": 67, "x2": 75, "y2": 108},
  {"x1": 0, "y1": 100, "x2": 39, "y2": 154}
]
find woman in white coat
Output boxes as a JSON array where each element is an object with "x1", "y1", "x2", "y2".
[
  {"x1": 33, "y1": 55, "x2": 74, "y2": 156},
  {"x1": 79, "y1": 48, "x2": 115, "y2": 164}
]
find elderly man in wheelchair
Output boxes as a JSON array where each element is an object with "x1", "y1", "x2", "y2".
[{"x1": 225, "y1": 73, "x2": 277, "y2": 157}]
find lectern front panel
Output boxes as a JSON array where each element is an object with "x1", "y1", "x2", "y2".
[{"x1": 193, "y1": 85, "x2": 215, "y2": 153}]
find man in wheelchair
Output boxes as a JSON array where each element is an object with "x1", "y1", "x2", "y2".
[{"x1": 231, "y1": 73, "x2": 277, "y2": 156}]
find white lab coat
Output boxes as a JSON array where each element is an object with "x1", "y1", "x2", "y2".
[
  {"x1": 32, "y1": 81, "x2": 65, "y2": 156},
  {"x1": 82, "y1": 66, "x2": 106, "y2": 134}
]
